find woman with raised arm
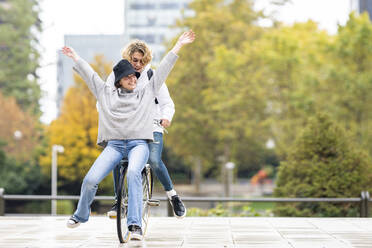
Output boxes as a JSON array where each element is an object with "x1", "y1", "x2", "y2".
[
  {"x1": 105, "y1": 40, "x2": 186, "y2": 220},
  {"x1": 62, "y1": 30, "x2": 195, "y2": 242}
]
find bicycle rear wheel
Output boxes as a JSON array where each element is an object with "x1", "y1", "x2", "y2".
[{"x1": 116, "y1": 166, "x2": 128, "y2": 243}]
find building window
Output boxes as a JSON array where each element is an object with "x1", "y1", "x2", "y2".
[
  {"x1": 159, "y1": 3, "x2": 179, "y2": 9},
  {"x1": 130, "y1": 34, "x2": 156, "y2": 44},
  {"x1": 129, "y1": 23, "x2": 148, "y2": 27},
  {"x1": 57, "y1": 86, "x2": 63, "y2": 95},
  {"x1": 147, "y1": 16, "x2": 157, "y2": 26},
  {"x1": 130, "y1": 3, "x2": 155, "y2": 10}
]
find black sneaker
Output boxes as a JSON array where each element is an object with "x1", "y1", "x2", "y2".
[
  {"x1": 170, "y1": 195, "x2": 186, "y2": 218},
  {"x1": 107, "y1": 201, "x2": 117, "y2": 218},
  {"x1": 125, "y1": 225, "x2": 143, "y2": 241}
]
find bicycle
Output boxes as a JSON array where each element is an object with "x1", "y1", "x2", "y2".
[{"x1": 116, "y1": 159, "x2": 160, "y2": 243}]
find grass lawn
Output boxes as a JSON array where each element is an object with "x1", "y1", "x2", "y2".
[{"x1": 249, "y1": 201, "x2": 275, "y2": 211}]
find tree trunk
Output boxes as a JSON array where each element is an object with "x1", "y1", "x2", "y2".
[{"x1": 192, "y1": 157, "x2": 202, "y2": 194}]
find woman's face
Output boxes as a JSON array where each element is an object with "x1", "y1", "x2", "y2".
[
  {"x1": 130, "y1": 51, "x2": 145, "y2": 73},
  {"x1": 119, "y1": 74, "x2": 137, "y2": 91}
]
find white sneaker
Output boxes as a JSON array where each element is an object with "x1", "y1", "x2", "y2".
[
  {"x1": 128, "y1": 225, "x2": 143, "y2": 241},
  {"x1": 66, "y1": 216, "x2": 80, "y2": 228},
  {"x1": 107, "y1": 202, "x2": 117, "y2": 218}
]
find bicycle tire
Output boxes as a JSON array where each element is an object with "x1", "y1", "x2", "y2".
[
  {"x1": 116, "y1": 165, "x2": 128, "y2": 243},
  {"x1": 141, "y1": 164, "x2": 153, "y2": 235},
  {"x1": 116, "y1": 163, "x2": 154, "y2": 243}
]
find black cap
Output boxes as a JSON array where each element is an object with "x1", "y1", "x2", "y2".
[{"x1": 113, "y1": 59, "x2": 140, "y2": 87}]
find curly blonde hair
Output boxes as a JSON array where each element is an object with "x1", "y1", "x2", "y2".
[{"x1": 121, "y1": 40, "x2": 152, "y2": 66}]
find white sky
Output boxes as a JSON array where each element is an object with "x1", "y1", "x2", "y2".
[
  {"x1": 38, "y1": 0, "x2": 124, "y2": 123},
  {"x1": 37, "y1": 0, "x2": 354, "y2": 124}
]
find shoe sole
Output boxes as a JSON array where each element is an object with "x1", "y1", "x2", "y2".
[
  {"x1": 169, "y1": 200, "x2": 187, "y2": 219},
  {"x1": 124, "y1": 231, "x2": 143, "y2": 242},
  {"x1": 66, "y1": 222, "x2": 80, "y2": 228},
  {"x1": 175, "y1": 207, "x2": 187, "y2": 219},
  {"x1": 130, "y1": 233, "x2": 143, "y2": 241}
]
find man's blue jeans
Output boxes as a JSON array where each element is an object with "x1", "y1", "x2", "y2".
[
  {"x1": 73, "y1": 139, "x2": 149, "y2": 227},
  {"x1": 113, "y1": 132, "x2": 173, "y2": 199}
]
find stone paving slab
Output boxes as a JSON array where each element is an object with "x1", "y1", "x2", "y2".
[{"x1": 0, "y1": 216, "x2": 372, "y2": 247}]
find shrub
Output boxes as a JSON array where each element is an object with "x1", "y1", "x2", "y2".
[
  {"x1": 274, "y1": 113, "x2": 372, "y2": 216},
  {"x1": 186, "y1": 203, "x2": 271, "y2": 217}
]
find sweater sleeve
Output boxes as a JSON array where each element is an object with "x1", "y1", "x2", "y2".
[
  {"x1": 73, "y1": 58, "x2": 105, "y2": 99},
  {"x1": 95, "y1": 71, "x2": 114, "y2": 112},
  {"x1": 106, "y1": 71, "x2": 115, "y2": 88},
  {"x1": 157, "y1": 83, "x2": 175, "y2": 122},
  {"x1": 151, "y1": 51, "x2": 178, "y2": 93}
]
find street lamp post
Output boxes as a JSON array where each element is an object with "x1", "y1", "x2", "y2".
[
  {"x1": 225, "y1": 162, "x2": 235, "y2": 197},
  {"x1": 51, "y1": 145, "x2": 64, "y2": 216}
]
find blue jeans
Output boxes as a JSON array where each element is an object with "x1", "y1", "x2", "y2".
[
  {"x1": 113, "y1": 132, "x2": 173, "y2": 199},
  {"x1": 73, "y1": 139, "x2": 149, "y2": 227}
]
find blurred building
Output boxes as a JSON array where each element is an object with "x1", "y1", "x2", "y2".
[
  {"x1": 56, "y1": 0, "x2": 193, "y2": 114},
  {"x1": 124, "y1": 0, "x2": 194, "y2": 63},
  {"x1": 359, "y1": 0, "x2": 372, "y2": 18},
  {"x1": 56, "y1": 35, "x2": 125, "y2": 113}
]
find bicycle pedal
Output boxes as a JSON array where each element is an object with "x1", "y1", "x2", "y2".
[{"x1": 147, "y1": 199, "x2": 160, "y2": 206}]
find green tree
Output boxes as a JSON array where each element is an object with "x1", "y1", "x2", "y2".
[
  {"x1": 210, "y1": 21, "x2": 334, "y2": 161},
  {"x1": 0, "y1": 0, "x2": 42, "y2": 115},
  {"x1": 0, "y1": 145, "x2": 46, "y2": 194},
  {"x1": 321, "y1": 13, "x2": 372, "y2": 154},
  {"x1": 248, "y1": 21, "x2": 331, "y2": 158},
  {"x1": 165, "y1": 1, "x2": 372, "y2": 191},
  {"x1": 274, "y1": 113, "x2": 372, "y2": 217},
  {"x1": 166, "y1": 0, "x2": 267, "y2": 189},
  {"x1": 205, "y1": 44, "x2": 271, "y2": 171}
]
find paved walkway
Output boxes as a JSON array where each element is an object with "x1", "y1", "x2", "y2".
[{"x1": 1, "y1": 216, "x2": 372, "y2": 247}]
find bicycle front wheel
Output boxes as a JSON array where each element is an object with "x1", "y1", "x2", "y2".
[
  {"x1": 141, "y1": 164, "x2": 153, "y2": 236},
  {"x1": 116, "y1": 167, "x2": 128, "y2": 243}
]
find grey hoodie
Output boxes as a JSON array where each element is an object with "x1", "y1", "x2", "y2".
[
  {"x1": 104, "y1": 64, "x2": 175, "y2": 133},
  {"x1": 73, "y1": 51, "x2": 178, "y2": 147}
]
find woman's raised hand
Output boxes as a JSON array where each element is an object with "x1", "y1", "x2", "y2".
[
  {"x1": 177, "y1": 30, "x2": 195, "y2": 46},
  {"x1": 62, "y1": 46, "x2": 79, "y2": 62},
  {"x1": 171, "y1": 30, "x2": 196, "y2": 55}
]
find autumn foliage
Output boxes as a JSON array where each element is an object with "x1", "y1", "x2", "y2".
[{"x1": 0, "y1": 91, "x2": 40, "y2": 162}]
